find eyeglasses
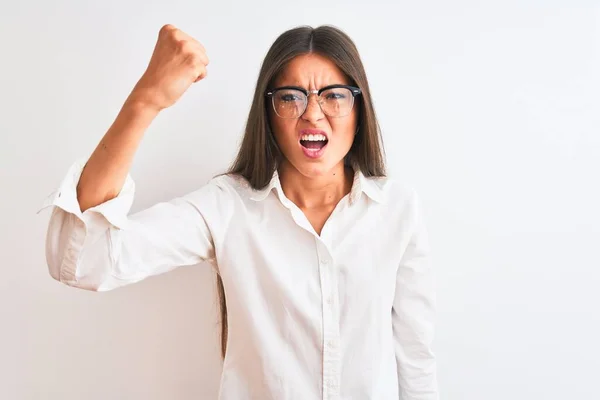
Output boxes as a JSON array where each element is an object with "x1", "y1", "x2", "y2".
[{"x1": 265, "y1": 84, "x2": 362, "y2": 119}]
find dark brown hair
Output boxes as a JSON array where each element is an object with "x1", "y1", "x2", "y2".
[{"x1": 216, "y1": 25, "x2": 386, "y2": 358}]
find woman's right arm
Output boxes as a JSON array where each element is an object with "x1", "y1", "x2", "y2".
[
  {"x1": 39, "y1": 24, "x2": 217, "y2": 291},
  {"x1": 78, "y1": 23, "x2": 209, "y2": 212},
  {"x1": 75, "y1": 95, "x2": 158, "y2": 213}
]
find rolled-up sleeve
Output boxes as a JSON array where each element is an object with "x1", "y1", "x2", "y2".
[
  {"x1": 392, "y1": 188, "x2": 438, "y2": 400},
  {"x1": 38, "y1": 157, "x2": 221, "y2": 292}
]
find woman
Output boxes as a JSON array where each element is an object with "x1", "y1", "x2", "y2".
[{"x1": 41, "y1": 24, "x2": 438, "y2": 400}]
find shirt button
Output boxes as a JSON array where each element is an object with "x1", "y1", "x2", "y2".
[
  {"x1": 321, "y1": 258, "x2": 330, "y2": 265},
  {"x1": 326, "y1": 296, "x2": 333, "y2": 305}
]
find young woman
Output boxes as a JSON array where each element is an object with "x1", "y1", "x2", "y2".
[{"x1": 41, "y1": 24, "x2": 438, "y2": 400}]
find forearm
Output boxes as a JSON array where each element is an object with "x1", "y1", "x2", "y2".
[{"x1": 76, "y1": 93, "x2": 158, "y2": 212}]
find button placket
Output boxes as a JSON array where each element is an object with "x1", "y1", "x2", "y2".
[{"x1": 317, "y1": 239, "x2": 340, "y2": 400}]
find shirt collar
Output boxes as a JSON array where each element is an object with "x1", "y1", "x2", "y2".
[
  {"x1": 350, "y1": 167, "x2": 387, "y2": 205},
  {"x1": 249, "y1": 169, "x2": 283, "y2": 202},
  {"x1": 249, "y1": 166, "x2": 386, "y2": 205}
]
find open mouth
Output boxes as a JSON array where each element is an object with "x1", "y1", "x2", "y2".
[{"x1": 300, "y1": 133, "x2": 329, "y2": 151}]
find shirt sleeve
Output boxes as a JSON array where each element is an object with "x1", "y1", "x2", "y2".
[
  {"x1": 392, "y1": 188, "x2": 439, "y2": 400},
  {"x1": 37, "y1": 157, "x2": 223, "y2": 292}
]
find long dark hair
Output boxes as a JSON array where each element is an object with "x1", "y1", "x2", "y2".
[{"x1": 216, "y1": 25, "x2": 386, "y2": 358}]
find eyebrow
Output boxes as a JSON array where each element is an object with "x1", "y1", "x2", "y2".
[{"x1": 277, "y1": 83, "x2": 343, "y2": 89}]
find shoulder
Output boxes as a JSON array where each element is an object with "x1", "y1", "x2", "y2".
[
  {"x1": 179, "y1": 174, "x2": 243, "y2": 212},
  {"x1": 363, "y1": 175, "x2": 427, "y2": 230},
  {"x1": 209, "y1": 173, "x2": 254, "y2": 198},
  {"x1": 363, "y1": 175, "x2": 419, "y2": 208},
  {"x1": 178, "y1": 174, "x2": 250, "y2": 235},
  {"x1": 189, "y1": 173, "x2": 259, "y2": 206}
]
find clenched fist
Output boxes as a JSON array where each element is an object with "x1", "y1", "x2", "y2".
[{"x1": 131, "y1": 24, "x2": 209, "y2": 111}]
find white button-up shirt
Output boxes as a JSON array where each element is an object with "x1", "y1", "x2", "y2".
[{"x1": 39, "y1": 158, "x2": 438, "y2": 400}]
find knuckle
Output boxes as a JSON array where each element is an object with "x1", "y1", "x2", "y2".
[
  {"x1": 160, "y1": 24, "x2": 175, "y2": 35},
  {"x1": 180, "y1": 40, "x2": 196, "y2": 54},
  {"x1": 184, "y1": 50, "x2": 200, "y2": 65},
  {"x1": 175, "y1": 39, "x2": 188, "y2": 51}
]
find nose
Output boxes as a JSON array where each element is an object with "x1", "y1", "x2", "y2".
[{"x1": 301, "y1": 92, "x2": 325, "y2": 123}]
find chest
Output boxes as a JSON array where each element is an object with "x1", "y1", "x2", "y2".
[
  {"x1": 216, "y1": 197, "x2": 410, "y2": 313},
  {"x1": 301, "y1": 205, "x2": 336, "y2": 236}
]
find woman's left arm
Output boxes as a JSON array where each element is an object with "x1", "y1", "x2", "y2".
[{"x1": 392, "y1": 188, "x2": 439, "y2": 400}]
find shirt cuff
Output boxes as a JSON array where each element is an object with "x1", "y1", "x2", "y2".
[{"x1": 37, "y1": 157, "x2": 135, "y2": 230}]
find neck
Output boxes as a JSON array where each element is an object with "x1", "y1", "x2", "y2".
[{"x1": 278, "y1": 161, "x2": 353, "y2": 209}]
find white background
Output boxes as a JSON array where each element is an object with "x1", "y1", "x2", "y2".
[{"x1": 1, "y1": 1, "x2": 599, "y2": 399}]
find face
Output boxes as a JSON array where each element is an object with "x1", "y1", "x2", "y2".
[{"x1": 268, "y1": 53, "x2": 358, "y2": 178}]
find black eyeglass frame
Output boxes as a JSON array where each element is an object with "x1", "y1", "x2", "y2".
[{"x1": 265, "y1": 84, "x2": 362, "y2": 98}]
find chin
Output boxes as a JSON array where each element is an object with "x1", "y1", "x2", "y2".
[{"x1": 294, "y1": 159, "x2": 340, "y2": 179}]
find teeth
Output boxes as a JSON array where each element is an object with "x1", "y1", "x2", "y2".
[{"x1": 301, "y1": 133, "x2": 327, "y2": 141}]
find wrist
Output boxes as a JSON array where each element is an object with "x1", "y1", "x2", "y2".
[{"x1": 124, "y1": 89, "x2": 162, "y2": 117}]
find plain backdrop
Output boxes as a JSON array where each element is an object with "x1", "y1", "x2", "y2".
[{"x1": 1, "y1": 1, "x2": 599, "y2": 399}]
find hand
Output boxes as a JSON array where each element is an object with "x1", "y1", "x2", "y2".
[{"x1": 130, "y1": 24, "x2": 209, "y2": 111}]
